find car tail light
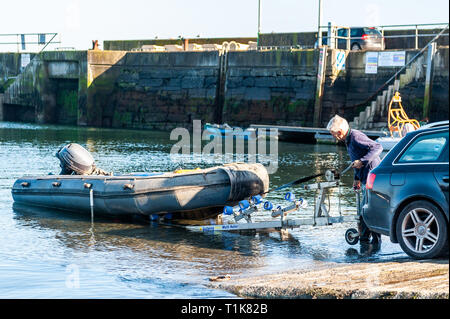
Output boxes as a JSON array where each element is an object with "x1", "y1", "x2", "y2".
[
  {"x1": 361, "y1": 34, "x2": 369, "y2": 40},
  {"x1": 366, "y1": 172, "x2": 376, "y2": 189}
]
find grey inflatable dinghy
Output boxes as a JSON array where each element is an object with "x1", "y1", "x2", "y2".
[{"x1": 12, "y1": 162, "x2": 269, "y2": 219}]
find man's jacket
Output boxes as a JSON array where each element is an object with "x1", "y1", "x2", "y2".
[{"x1": 345, "y1": 129, "x2": 383, "y2": 184}]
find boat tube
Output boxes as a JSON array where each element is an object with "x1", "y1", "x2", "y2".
[{"x1": 12, "y1": 163, "x2": 269, "y2": 219}]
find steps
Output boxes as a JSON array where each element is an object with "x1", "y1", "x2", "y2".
[{"x1": 349, "y1": 54, "x2": 426, "y2": 130}]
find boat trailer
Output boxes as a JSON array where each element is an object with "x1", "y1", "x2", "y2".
[{"x1": 182, "y1": 170, "x2": 361, "y2": 245}]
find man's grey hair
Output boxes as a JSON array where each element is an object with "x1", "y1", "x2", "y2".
[{"x1": 326, "y1": 115, "x2": 349, "y2": 134}]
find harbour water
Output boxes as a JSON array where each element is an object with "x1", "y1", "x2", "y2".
[{"x1": 0, "y1": 121, "x2": 407, "y2": 298}]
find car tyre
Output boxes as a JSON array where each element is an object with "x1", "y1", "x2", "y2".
[
  {"x1": 351, "y1": 43, "x2": 361, "y2": 51},
  {"x1": 396, "y1": 200, "x2": 448, "y2": 259}
]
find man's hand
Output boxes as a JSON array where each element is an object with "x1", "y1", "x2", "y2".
[
  {"x1": 352, "y1": 160, "x2": 363, "y2": 169},
  {"x1": 353, "y1": 180, "x2": 361, "y2": 190}
]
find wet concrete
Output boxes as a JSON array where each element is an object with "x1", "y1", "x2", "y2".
[{"x1": 209, "y1": 258, "x2": 449, "y2": 299}]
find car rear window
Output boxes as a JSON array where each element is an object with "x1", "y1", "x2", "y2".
[
  {"x1": 350, "y1": 29, "x2": 362, "y2": 37},
  {"x1": 363, "y1": 28, "x2": 382, "y2": 36},
  {"x1": 397, "y1": 131, "x2": 449, "y2": 163}
]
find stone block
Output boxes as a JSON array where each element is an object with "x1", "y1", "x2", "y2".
[
  {"x1": 228, "y1": 68, "x2": 252, "y2": 77},
  {"x1": 181, "y1": 77, "x2": 204, "y2": 89},
  {"x1": 204, "y1": 76, "x2": 218, "y2": 88},
  {"x1": 226, "y1": 87, "x2": 245, "y2": 98},
  {"x1": 244, "y1": 87, "x2": 271, "y2": 101},
  {"x1": 242, "y1": 77, "x2": 255, "y2": 87},
  {"x1": 188, "y1": 88, "x2": 206, "y2": 98},
  {"x1": 225, "y1": 77, "x2": 242, "y2": 89},
  {"x1": 254, "y1": 77, "x2": 276, "y2": 87},
  {"x1": 294, "y1": 91, "x2": 313, "y2": 100},
  {"x1": 139, "y1": 78, "x2": 163, "y2": 88},
  {"x1": 250, "y1": 68, "x2": 278, "y2": 77},
  {"x1": 206, "y1": 88, "x2": 216, "y2": 99}
]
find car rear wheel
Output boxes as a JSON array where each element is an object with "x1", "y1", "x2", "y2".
[
  {"x1": 396, "y1": 201, "x2": 448, "y2": 259},
  {"x1": 351, "y1": 43, "x2": 361, "y2": 51}
]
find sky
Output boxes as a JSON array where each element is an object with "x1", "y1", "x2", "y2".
[{"x1": 0, "y1": 0, "x2": 448, "y2": 51}]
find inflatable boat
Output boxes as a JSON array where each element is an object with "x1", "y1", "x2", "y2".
[{"x1": 12, "y1": 162, "x2": 269, "y2": 220}]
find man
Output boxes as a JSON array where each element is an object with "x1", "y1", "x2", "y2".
[{"x1": 327, "y1": 115, "x2": 383, "y2": 246}]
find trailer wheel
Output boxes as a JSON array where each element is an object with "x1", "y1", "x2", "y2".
[{"x1": 345, "y1": 228, "x2": 359, "y2": 245}]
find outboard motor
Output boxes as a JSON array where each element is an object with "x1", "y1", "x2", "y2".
[{"x1": 56, "y1": 143, "x2": 111, "y2": 176}]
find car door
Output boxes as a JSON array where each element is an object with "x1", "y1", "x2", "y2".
[{"x1": 433, "y1": 142, "x2": 449, "y2": 207}]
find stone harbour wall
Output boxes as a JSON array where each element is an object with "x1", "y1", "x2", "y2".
[
  {"x1": 222, "y1": 50, "x2": 318, "y2": 127},
  {"x1": 1, "y1": 47, "x2": 448, "y2": 130},
  {"x1": 86, "y1": 50, "x2": 220, "y2": 130}
]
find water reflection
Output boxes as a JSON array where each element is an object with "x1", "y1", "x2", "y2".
[{"x1": 12, "y1": 203, "x2": 309, "y2": 282}]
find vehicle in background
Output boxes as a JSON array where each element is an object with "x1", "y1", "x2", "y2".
[
  {"x1": 317, "y1": 27, "x2": 384, "y2": 50},
  {"x1": 363, "y1": 125, "x2": 449, "y2": 259}
]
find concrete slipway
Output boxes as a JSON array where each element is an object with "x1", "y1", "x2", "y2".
[{"x1": 208, "y1": 259, "x2": 449, "y2": 299}]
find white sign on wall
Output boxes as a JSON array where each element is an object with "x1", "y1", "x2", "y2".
[
  {"x1": 365, "y1": 52, "x2": 378, "y2": 74},
  {"x1": 21, "y1": 54, "x2": 30, "y2": 68},
  {"x1": 378, "y1": 51, "x2": 406, "y2": 67},
  {"x1": 335, "y1": 50, "x2": 346, "y2": 71}
]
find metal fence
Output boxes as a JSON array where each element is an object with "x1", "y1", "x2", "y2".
[
  {"x1": 0, "y1": 33, "x2": 60, "y2": 52},
  {"x1": 317, "y1": 23, "x2": 448, "y2": 51},
  {"x1": 258, "y1": 23, "x2": 448, "y2": 51}
]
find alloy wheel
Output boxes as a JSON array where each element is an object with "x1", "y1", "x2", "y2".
[{"x1": 401, "y1": 208, "x2": 440, "y2": 254}]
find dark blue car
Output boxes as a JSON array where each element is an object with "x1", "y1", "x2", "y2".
[{"x1": 362, "y1": 124, "x2": 449, "y2": 259}]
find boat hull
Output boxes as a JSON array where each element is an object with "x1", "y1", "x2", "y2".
[
  {"x1": 12, "y1": 163, "x2": 269, "y2": 218},
  {"x1": 375, "y1": 136, "x2": 401, "y2": 151}
]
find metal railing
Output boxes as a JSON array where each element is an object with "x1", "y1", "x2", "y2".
[
  {"x1": 0, "y1": 33, "x2": 60, "y2": 52},
  {"x1": 377, "y1": 23, "x2": 448, "y2": 48},
  {"x1": 317, "y1": 22, "x2": 448, "y2": 50}
]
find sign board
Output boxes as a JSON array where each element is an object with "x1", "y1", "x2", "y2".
[
  {"x1": 365, "y1": 52, "x2": 378, "y2": 74},
  {"x1": 21, "y1": 54, "x2": 31, "y2": 68},
  {"x1": 378, "y1": 51, "x2": 406, "y2": 67},
  {"x1": 335, "y1": 50, "x2": 346, "y2": 71}
]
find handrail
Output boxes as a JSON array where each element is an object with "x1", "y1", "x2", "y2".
[
  {"x1": 343, "y1": 23, "x2": 449, "y2": 111},
  {"x1": 318, "y1": 22, "x2": 448, "y2": 29},
  {"x1": 0, "y1": 32, "x2": 60, "y2": 52}
]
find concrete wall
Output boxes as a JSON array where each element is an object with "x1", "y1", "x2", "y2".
[
  {"x1": 86, "y1": 50, "x2": 220, "y2": 130},
  {"x1": 222, "y1": 50, "x2": 318, "y2": 126},
  {"x1": 0, "y1": 53, "x2": 37, "y2": 93},
  {"x1": 1, "y1": 51, "x2": 87, "y2": 124}
]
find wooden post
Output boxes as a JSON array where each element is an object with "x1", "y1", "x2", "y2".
[
  {"x1": 423, "y1": 42, "x2": 436, "y2": 120},
  {"x1": 313, "y1": 46, "x2": 327, "y2": 127}
]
